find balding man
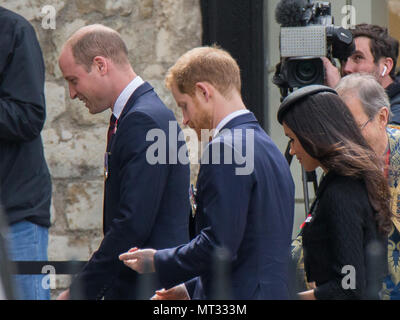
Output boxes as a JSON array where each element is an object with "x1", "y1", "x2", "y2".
[{"x1": 57, "y1": 25, "x2": 190, "y2": 300}]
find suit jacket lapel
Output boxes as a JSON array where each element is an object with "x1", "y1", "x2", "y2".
[
  {"x1": 107, "y1": 82, "x2": 153, "y2": 151},
  {"x1": 119, "y1": 82, "x2": 154, "y2": 121}
]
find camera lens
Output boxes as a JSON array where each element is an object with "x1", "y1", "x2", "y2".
[
  {"x1": 295, "y1": 60, "x2": 318, "y2": 83},
  {"x1": 285, "y1": 58, "x2": 324, "y2": 88}
]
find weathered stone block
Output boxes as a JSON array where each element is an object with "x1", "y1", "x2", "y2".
[
  {"x1": 51, "y1": 18, "x2": 87, "y2": 78},
  {"x1": 121, "y1": 21, "x2": 156, "y2": 67},
  {"x1": 105, "y1": 0, "x2": 134, "y2": 17},
  {"x1": 142, "y1": 64, "x2": 165, "y2": 80},
  {"x1": 1, "y1": 0, "x2": 66, "y2": 22},
  {"x1": 42, "y1": 127, "x2": 107, "y2": 178},
  {"x1": 155, "y1": 28, "x2": 173, "y2": 63},
  {"x1": 75, "y1": 0, "x2": 134, "y2": 17},
  {"x1": 89, "y1": 235, "x2": 103, "y2": 253},
  {"x1": 48, "y1": 234, "x2": 91, "y2": 260},
  {"x1": 75, "y1": 0, "x2": 106, "y2": 15},
  {"x1": 44, "y1": 81, "x2": 66, "y2": 128},
  {"x1": 139, "y1": 0, "x2": 154, "y2": 19},
  {"x1": 64, "y1": 181, "x2": 104, "y2": 231},
  {"x1": 67, "y1": 97, "x2": 110, "y2": 126}
]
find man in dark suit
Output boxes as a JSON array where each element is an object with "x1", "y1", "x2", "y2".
[
  {"x1": 120, "y1": 46, "x2": 295, "y2": 299},
  {"x1": 57, "y1": 24, "x2": 190, "y2": 299}
]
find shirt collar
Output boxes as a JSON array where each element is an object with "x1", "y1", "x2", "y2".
[
  {"x1": 213, "y1": 109, "x2": 250, "y2": 138},
  {"x1": 112, "y1": 76, "x2": 144, "y2": 119}
]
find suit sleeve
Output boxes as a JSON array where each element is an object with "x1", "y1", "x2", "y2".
[
  {"x1": 70, "y1": 112, "x2": 169, "y2": 299},
  {"x1": 154, "y1": 141, "x2": 253, "y2": 290},
  {"x1": 0, "y1": 19, "x2": 46, "y2": 142}
]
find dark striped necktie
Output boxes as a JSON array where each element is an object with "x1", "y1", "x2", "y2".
[{"x1": 107, "y1": 114, "x2": 117, "y2": 146}]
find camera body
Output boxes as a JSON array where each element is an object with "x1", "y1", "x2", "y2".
[{"x1": 275, "y1": 0, "x2": 354, "y2": 91}]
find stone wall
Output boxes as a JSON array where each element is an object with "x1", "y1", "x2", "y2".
[{"x1": 1, "y1": 0, "x2": 201, "y2": 298}]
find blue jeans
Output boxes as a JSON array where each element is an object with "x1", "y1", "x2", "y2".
[{"x1": 6, "y1": 220, "x2": 50, "y2": 300}]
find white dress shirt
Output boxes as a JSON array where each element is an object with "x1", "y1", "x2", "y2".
[
  {"x1": 213, "y1": 109, "x2": 250, "y2": 138},
  {"x1": 112, "y1": 76, "x2": 145, "y2": 120}
]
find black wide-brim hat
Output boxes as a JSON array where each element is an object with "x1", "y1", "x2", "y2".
[{"x1": 277, "y1": 85, "x2": 338, "y2": 124}]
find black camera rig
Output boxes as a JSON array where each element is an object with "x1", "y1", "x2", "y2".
[
  {"x1": 273, "y1": 0, "x2": 355, "y2": 214},
  {"x1": 273, "y1": 0, "x2": 355, "y2": 99}
]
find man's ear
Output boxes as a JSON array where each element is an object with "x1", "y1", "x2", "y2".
[
  {"x1": 381, "y1": 57, "x2": 394, "y2": 77},
  {"x1": 195, "y1": 82, "x2": 214, "y2": 102},
  {"x1": 92, "y1": 56, "x2": 108, "y2": 75},
  {"x1": 379, "y1": 107, "x2": 389, "y2": 127}
]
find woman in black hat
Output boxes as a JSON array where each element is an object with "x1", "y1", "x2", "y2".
[{"x1": 278, "y1": 85, "x2": 391, "y2": 300}]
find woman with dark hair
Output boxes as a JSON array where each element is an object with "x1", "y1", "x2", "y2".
[{"x1": 278, "y1": 85, "x2": 392, "y2": 300}]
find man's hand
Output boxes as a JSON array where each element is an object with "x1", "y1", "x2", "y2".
[
  {"x1": 151, "y1": 284, "x2": 190, "y2": 300},
  {"x1": 322, "y1": 57, "x2": 342, "y2": 88},
  {"x1": 57, "y1": 289, "x2": 70, "y2": 300},
  {"x1": 119, "y1": 247, "x2": 156, "y2": 273},
  {"x1": 297, "y1": 289, "x2": 316, "y2": 300}
]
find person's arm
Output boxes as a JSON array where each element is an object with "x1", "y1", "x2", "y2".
[
  {"x1": 151, "y1": 284, "x2": 190, "y2": 300},
  {"x1": 69, "y1": 112, "x2": 171, "y2": 299},
  {"x1": 298, "y1": 289, "x2": 316, "y2": 300},
  {"x1": 56, "y1": 289, "x2": 70, "y2": 300},
  {"x1": 0, "y1": 17, "x2": 46, "y2": 142}
]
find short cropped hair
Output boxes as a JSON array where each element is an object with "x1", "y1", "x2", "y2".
[
  {"x1": 67, "y1": 24, "x2": 129, "y2": 71},
  {"x1": 165, "y1": 46, "x2": 241, "y2": 98},
  {"x1": 335, "y1": 73, "x2": 391, "y2": 120},
  {"x1": 352, "y1": 24, "x2": 399, "y2": 79}
]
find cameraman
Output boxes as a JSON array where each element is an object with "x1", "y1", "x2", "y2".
[{"x1": 324, "y1": 23, "x2": 400, "y2": 125}]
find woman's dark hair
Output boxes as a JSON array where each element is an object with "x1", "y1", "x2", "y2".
[{"x1": 282, "y1": 91, "x2": 392, "y2": 235}]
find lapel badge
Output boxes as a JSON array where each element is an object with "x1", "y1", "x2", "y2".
[
  {"x1": 104, "y1": 152, "x2": 110, "y2": 180},
  {"x1": 189, "y1": 184, "x2": 197, "y2": 217}
]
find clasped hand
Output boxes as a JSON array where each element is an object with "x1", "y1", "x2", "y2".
[{"x1": 118, "y1": 247, "x2": 156, "y2": 273}]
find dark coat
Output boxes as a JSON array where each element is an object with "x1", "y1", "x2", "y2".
[
  {"x1": 0, "y1": 7, "x2": 51, "y2": 227},
  {"x1": 387, "y1": 80, "x2": 400, "y2": 126},
  {"x1": 302, "y1": 172, "x2": 387, "y2": 300}
]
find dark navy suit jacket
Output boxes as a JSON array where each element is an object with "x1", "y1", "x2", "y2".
[
  {"x1": 70, "y1": 82, "x2": 190, "y2": 299},
  {"x1": 154, "y1": 112, "x2": 295, "y2": 299}
]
